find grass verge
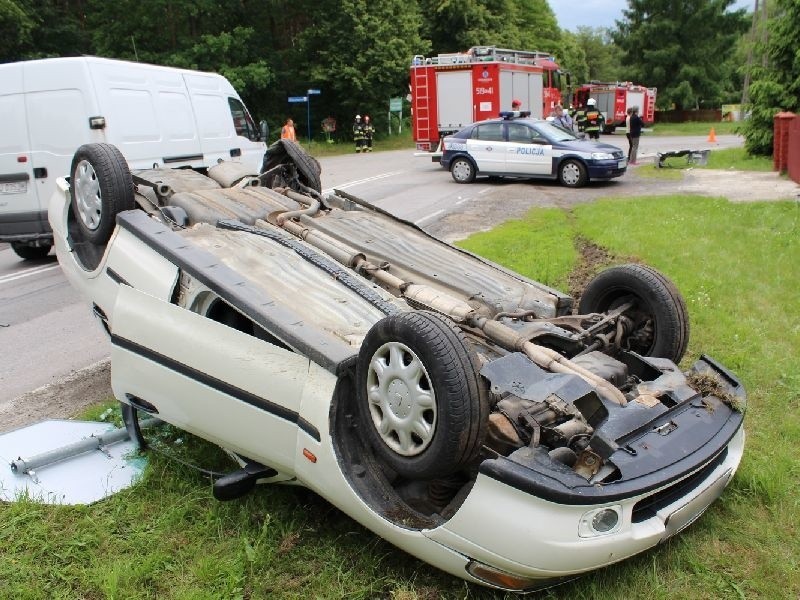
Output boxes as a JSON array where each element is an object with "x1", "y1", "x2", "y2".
[
  {"x1": 648, "y1": 120, "x2": 740, "y2": 136},
  {"x1": 2, "y1": 196, "x2": 797, "y2": 599}
]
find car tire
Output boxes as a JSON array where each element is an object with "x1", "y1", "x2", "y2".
[
  {"x1": 450, "y1": 157, "x2": 476, "y2": 184},
  {"x1": 11, "y1": 242, "x2": 51, "y2": 260},
  {"x1": 356, "y1": 311, "x2": 488, "y2": 479},
  {"x1": 578, "y1": 264, "x2": 690, "y2": 363},
  {"x1": 260, "y1": 139, "x2": 322, "y2": 193},
  {"x1": 70, "y1": 143, "x2": 135, "y2": 245},
  {"x1": 558, "y1": 159, "x2": 588, "y2": 188}
]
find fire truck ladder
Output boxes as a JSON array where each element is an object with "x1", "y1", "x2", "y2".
[{"x1": 413, "y1": 67, "x2": 432, "y2": 145}]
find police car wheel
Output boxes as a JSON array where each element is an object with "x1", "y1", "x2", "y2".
[
  {"x1": 450, "y1": 157, "x2": 476, "y2": 184},
  {"x1": 558, "y1": 159, "x2": 588, "y2": 188}
]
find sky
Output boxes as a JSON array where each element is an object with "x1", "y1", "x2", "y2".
[{"x1": 549, "y1": 0, "x2": 755, "y2": 32}]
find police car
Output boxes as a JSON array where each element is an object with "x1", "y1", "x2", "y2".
[{"x1": 440, "y1": 112, "x2": 627, "y2": 188}]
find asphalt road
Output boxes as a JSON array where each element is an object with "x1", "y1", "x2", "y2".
[{"x1": 0, "y1": 134, "x2": 742, "y2": 406}]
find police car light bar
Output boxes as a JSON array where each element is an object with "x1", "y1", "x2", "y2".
[{"x1": 499, "y1": 111, "x2": 532, "y2": 119}]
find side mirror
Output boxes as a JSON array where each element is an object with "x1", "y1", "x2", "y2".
[{"x1": 259, "y1": 120, "x2": 269, "y2": 142}]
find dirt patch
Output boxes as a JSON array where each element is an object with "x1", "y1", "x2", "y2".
[
  {"x1": 568, "y1": 237, "x2": 617, "y2": 302},
  {"x1": 0, "y1": 359, "x2": 111, "y2": 434}
]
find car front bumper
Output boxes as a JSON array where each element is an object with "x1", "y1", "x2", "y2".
[
  {"x1": 588, "y1": 158, "x2": 627, "y2": 180},
  {"x1": 424, "y1": 425, "x2": 744, "y2": 589}
]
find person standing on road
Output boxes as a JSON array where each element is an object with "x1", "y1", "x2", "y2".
[
  {"x1": 628, "y1": 106, "x2": 643, "y2": 164},
  {"x1": 353, "y1": 114, "x2": 365, "y2": 153},
  {"x1": 363, "y1": 115, "x2": 375, "y2": 152},
  {"x1": 280, "y1": 118, "x2": 296, "y2": 141},
  {"x1": 577, "y1": 98, "x2": 604, "y2": 140},
  {"x1": 625, "y1": 107, "x2": 633, "y2": 160}
]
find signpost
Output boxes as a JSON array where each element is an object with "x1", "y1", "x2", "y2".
[
  {"x1": 307, "y1": 89, "x2": 321, "y2": 143},
  {"x1": 388, "y1": 97, "x2": 403, "y2": 134}
]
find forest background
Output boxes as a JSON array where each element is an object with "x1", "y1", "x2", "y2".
[{"x1": 1, "y1": 0, "x2": 796, "y2": 154}]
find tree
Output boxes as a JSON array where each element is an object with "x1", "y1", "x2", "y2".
[
  {"x1": 740, "y1": 0, "x2": 800, "y2": 155},
  {"x1": 297, "y1": 0, "x2": 428, "y2": 137},
  {"x1": 570, "y1": 27, "x2": 623, "y2": 83},
  {"x1": 0, "y1": 0, "x2": 35, "y2": 61},
  {"x1": 613, "y1": 0, "x2": 748, "y2": 110}
]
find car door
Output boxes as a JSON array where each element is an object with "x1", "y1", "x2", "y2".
[
  {"x1": 466, "y1": 122, "x2": 507, "y2": 174},
  {"x1": 110, "y1": 285, "x2": 310, "y2": 474},
  {"x1": 504, "y1": 123, "x2": 553, "y2": 176}
]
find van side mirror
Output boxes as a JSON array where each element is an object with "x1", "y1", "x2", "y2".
[{"x1": 259, "y1": 120, "x2": 269, "y2": 142}]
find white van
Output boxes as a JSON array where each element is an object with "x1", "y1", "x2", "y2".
[{"x1": 0, "y1": 56, "x2": 265, "y2": 259}]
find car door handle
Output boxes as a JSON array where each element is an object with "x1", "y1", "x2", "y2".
[
  {"x1": 229, "y1": 148, "x2": 242, "y2": 158},
  {"x1": 33, "y1": 167, "x2": 47, "y2": 179}
]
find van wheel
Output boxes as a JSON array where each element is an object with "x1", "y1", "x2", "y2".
[
  {"x1": 355, "y1": 311, "x2": 488, "y2": 479},
  {"x1": 260, "y1": 139, "x2": 322, "y2": 193},
  {"x1": 70, "y1": 144, "x2": 135, "y2": 245},
  {"x1": 11, "y1": 243, "x2": 51, "y2": 260}
]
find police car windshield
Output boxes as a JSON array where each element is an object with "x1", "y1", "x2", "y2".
[{"x1": 534, "y1": 121, "x2": 580, "y2": 142}]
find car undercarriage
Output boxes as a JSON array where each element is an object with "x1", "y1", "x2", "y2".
[{"x1": 49, "y1": 140, "x2": 745, "y2": 591}]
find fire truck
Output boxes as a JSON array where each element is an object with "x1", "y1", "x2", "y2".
[
  {"x1": 411, "y1": 46, "x2": 567, "y2": 152},
  {"x1": 572, "y1": 82, "x2": 657, "y2": 133}
]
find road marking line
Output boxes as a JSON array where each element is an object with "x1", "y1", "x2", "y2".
[
  {"x1": 0, "y1": 264, "x2": 60, "y2": 286},
  {"x1": 455, "y1": 197, "x2": 471, "y2": 205},
  {"x1": 322, "y1": 170, "x2": 405, "y2": 195},
  {"x1": 415, "y1": 209, "x2": 444, "y2": 226},
  {"x1": 478, "y1": 187, "x2": 492, "y2": 195}
]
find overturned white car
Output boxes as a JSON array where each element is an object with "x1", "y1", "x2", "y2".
[{"x1": 51, "y1": 141, "x2": 745, "y2": 592}]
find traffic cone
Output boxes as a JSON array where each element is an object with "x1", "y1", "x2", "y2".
[{"x1": 707, "y1": 127, "x2": 717, "y2": 143}]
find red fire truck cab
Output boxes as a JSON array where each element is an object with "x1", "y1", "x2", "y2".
[
  {"x1": 572, "y1": 82, "x2": 657, "y2": 133},
  {"x1": 411, "y1": 46, "x2": 567, "y2": 152}
]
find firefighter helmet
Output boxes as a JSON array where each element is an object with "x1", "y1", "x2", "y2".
[
  {"x1": 512, "y1": 99, "x2": 522, "y2": 108},
  {"x1": 355, "y1": 114, "x2": 362, "y2": 120},
  {"x1": 587, "y1": 98, "x2": 597, "y2": 107}
]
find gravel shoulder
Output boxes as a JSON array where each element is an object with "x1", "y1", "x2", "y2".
[{"x1": 6, "y1": 165, "x2": 798, "y2": 432}]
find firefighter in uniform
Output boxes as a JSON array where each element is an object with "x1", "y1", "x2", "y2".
[
  {"x1": 576, "y1": 98, "x2": 604, "y2": 140},
  {"x1": 363, "y1": 115, "x2": 375, "y2": 152},
  {"x1": 353, "y1": 115, "x2": 365, "y2": 152}
]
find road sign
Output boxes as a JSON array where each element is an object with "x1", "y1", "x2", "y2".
[
  {"x1": 389, "y1": 97, "x2": 402, "y2": 111},
  {"x1": 308, "y1": 89, "x2": 321, "y2": 95},
  {"x1": 288, "y1": 96, "x2": 307, "y2": 103}
]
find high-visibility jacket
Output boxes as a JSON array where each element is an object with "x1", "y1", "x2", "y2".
[
  {"x1": 576, "y1": 109, "x2": 604, "y2": 133},
  {"x1": 281, "y1": 124, "x2": 296, "y2": 141}
]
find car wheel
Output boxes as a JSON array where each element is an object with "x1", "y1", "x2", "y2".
[
  {"x1": 450, "y1": 157, "x2": 476, "y2": 184},
  {"x1": 260, "y1": 139, "x2": 322, "y2": 193},
  {"x1": 578, "y1": 264, "x2": 690, "y2": 363},
  {"x1": 70, "y1": 143, "x2": 135, "y2": 245},
  {"x1": 11, "y1": 242, "x2": 51, "y2": 260},
  {"x1": 356, "y1": 311, "x2": 488, "y2": 479},
  {"x1": 558, "y1": 159, "x2": 588, "y2": 188}
]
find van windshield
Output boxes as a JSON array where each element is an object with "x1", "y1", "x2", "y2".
[{"x1": 228, "y1": 98, "x2": 259, "y2": 141}]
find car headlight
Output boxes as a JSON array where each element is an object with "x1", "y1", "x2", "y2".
[
  {"x1": 591, "y1": 152, "x2": 615, "y2": 160},
  {"x1": 578, "y1": 505, "x2": 622, "y2": 537}
]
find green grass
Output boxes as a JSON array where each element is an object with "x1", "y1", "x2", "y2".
[
  {"x1": 297, "y1": 128, "x2": 415, "y2": 158},
  {"x1": 648, "y1": 120, "x2": 740, "y2": 136},
  {"x1": 3, "y1": 196, "x2": 799, "y2": 599},
  {"x1": 636, "y1": 147, "x2": 774, "y2": 174},
  {"x1": 458, "y1": 196, "x2": 800, "y2": 598}
]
